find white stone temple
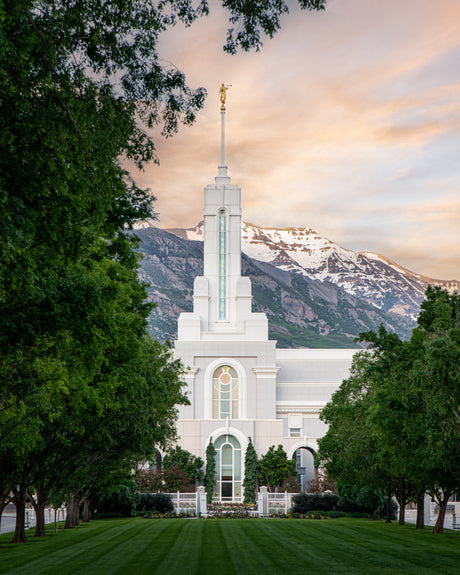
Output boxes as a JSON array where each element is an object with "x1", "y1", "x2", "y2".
[{"x1": 174, "y1": 86, "x2": 356, "y2": 502}]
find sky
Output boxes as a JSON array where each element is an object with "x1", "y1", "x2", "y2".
[{"x1": 128, "y1": 0, "x2": 460, "y2": 281}]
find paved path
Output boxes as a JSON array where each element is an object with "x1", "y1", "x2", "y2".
[
  {"x1": 1, "y1": 505, "x2": 66, "y2": 535},
  {"x1": 404, "y1": 509, "x2": 457, "y2": 530}
]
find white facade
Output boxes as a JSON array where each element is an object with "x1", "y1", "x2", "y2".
[{"x1": 174, "y1": 106, "x2": 357, "y2": 501}]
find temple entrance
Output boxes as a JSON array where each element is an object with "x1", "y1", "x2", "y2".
[
  {"x1": 293, "y1": 447, "x2": 317, "y2": 491},
  {"x1": 214, "y1": 434, "x2": 242, "y2": 502}
]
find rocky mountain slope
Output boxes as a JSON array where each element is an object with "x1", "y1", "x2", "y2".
[
  {"x1": 135, "y1": 226, "x2": 416, "y2": 348},
  {"x1": 170, "y1": 221, "x2": 459, "y2": 322}
]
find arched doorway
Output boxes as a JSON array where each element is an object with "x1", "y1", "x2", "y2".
[
  {"x1": 148, "y1": 449, "x2": 162, "y2": 472},
  {"x1": 214, "y1": 434, "x2": 242, "y2": 502},
  {"x1": 293, "y1": 447, "x2": 317, "y2": 491}
]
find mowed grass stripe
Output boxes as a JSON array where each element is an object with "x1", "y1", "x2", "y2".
[
  {"x1": 287, "y1": 520, "x2": 459, "y2": 574},
  {"x1": 1, "y1": 518, "x2": 459, "y2": 575},
  {"x1": 2, "y1": 519, "x2": 163, "y2": 575},
  {"x1": 239, "y1": 519, "x2": 314, "y2": 574},
  {"x1": 82, "y1": 519, "x2": 182, "y2": 575}
]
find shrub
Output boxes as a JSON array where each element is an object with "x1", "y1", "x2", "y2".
[
  {"x1": 291, "y1": 492, "x2": 338, "y2": 513},
  {"x1": 136, "y1": 493, "x2": 174, "y2": 514},
  {"x1": 94, "y1": 480, "x2": 140, "y2": 517},
  {"x1": 336, "y1": 485, "x2": 386, "y2": 514}
]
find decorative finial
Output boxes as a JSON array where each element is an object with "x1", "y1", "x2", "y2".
[{"x1": 220, "y1": 83, "x2": 231, "y2": 111}]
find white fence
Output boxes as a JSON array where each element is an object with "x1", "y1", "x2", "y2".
[
  {"x1": 267, "y1": 492, "x2": 293, "y2": 515},
  {"x1": 257, "y1": 487, "x2": 294, "y2": 516},
  {"x1": 164, "y1": 487, "x2": 207, "y2": 516}
]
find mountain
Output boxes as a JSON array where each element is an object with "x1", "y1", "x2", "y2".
[
  {"x1": 170, "y1": 221, "x2": 459, "y2": 322},
  {"x1": 135, "y1": 226, "x2": 416, "y2": 348}
]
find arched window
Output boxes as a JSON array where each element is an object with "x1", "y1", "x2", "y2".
[
  {"x1": 214, "y1": 435, "x2": 242, "y2": 501},
  {"x1": 212, "y1": 365, "x2": 239, "y2": 419}
]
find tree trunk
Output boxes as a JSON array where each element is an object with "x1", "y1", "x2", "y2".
[
  {"x1": 414, "y1": 490, "x2": 425, "y2": 530},
  {"x1": 433, "y1": 499, "x2": 448, "y2": 534},
  {"x1": 29, "y1": 487, "x2": 48, "y2": 537},
  {"x1": 10, "y1": 481, "x2": 29, "y2": 544},
  {"x1": 432, "y1": 489, "x2": 454, "y2": 534},
  {"x1": 394, "y1": 476, "x2": 410, "y2": 526},
  {"x1": 74, "y1": 498, "x2": 80, "y2": 526},
  {"x1": 82, "y1": 497, "x2": 91, "y2": 523},
  {"x1": 64, "y1": 494, "x2": 75, "y2": 529},
  {"x1": 385, "y1": 489, "x2": 392, "y2": 524},
  {"x1": 397, "y1": 498, "x2": 406, "y2": 526}
]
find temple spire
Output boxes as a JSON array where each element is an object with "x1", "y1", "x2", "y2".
[{"x1": 218, "y1": 83, "x2": 230, "y2": 177}]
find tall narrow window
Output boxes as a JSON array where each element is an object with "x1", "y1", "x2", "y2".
[
  {"x1": 213, "y1": 435, "x2": 242, "y2": 502},
  {"x1": 212, "y1": 365, "x2": 239, "y2": 419},
  {"x1": 219, "y1": 210, "x2": 226, "y2": 319}
]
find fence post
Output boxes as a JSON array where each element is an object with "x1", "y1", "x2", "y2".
[
  {"x1": 258, "y1": 486, "x2": 268, "y2": 517},
  {"x1": 423, "y1": 493, "x2": 431, "y2": 525},
  {"x1": 196, "y1": 486, "x2": 207, "y2": 517},
  {"x1": 176, "y1": 491, "x2": 180, "y2": 515}
]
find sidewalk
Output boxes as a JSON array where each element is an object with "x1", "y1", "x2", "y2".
[
  {"x1": 404, "y1": 508, "x2": 457, "y2": 530},
  {"x1": 1, "y1": 505, "x2": 66, "y2": 535}
]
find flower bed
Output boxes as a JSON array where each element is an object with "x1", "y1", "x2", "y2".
[
  {"x1": 206, "y1": 503, "x2": 257, "y2": 518},
  {"x1": 144, "y1": 511, "x2": 196, "y2": 519}
]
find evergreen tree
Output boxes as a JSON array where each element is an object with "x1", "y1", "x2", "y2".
[
  {"x1": 243, "y1": 437, "x2": 258, "y2": 503},
  {"x1": 204, "y1": 440, "x2": 217, "y2": 504}
]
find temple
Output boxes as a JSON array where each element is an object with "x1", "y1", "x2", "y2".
[{"x1": 174, "y1": 86, "x2": 356, "y2": 501}]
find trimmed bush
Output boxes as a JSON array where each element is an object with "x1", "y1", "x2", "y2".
[
  {"x1": 136, "y1": 493, "x2": 174, "y2": 514},
  {"x1": 292, "y1": 492, "x2": 338, "y2": 513},
  {"x1": 94, "y1": 480, "x2": 140, "y2": 517}
]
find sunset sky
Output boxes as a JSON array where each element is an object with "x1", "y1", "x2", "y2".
[{"x1": 128, "y1": 0, "x2": 460, "y2": 281}]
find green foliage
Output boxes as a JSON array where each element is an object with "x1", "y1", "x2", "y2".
[
  {"x1": 94, "y1": 481, "x2": 140, "y2": 517},
  {"x1": 163, "y1": 446, "x2": 204, "y2": 484},
  {"x1": 336, "y1": 485, "x2": 386, "y2": 514},
  {"x1": 136, "y1": 493, "x2": 173, "y2": 514},
  {"x1": 291, "y1": 492, "x2": 339, "y2": 513},
  {"x1": 258, "y1": 445, "x2": 296, "y2": 492},
  {"x1": 204, "y1": 440, "x2": 217, "y2": 504},
  {"x1": 317, "y1": 287, "x2": 460, "y2": 531},
  {"x1": 243, "y1": 437, "x2": 258, "y2": 503}
]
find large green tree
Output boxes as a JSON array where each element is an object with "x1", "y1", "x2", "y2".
[
  {"x1": 258, "y1": 445, "x2": 295, "y2": 492},
  {"x1": 318, "y1": 287, "x2": 460, "y2": 533},
  {"x1": 163, "y1": 446, "x2": 204, "y2": 484}
]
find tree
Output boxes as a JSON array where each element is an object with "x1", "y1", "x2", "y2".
[
  {"x1": 243, "y1": 437, "x2": 258, "y2": 503},
  {"x1": 204, "y1": 440, "x2": 217, "y2": 504},
  {"x1": 412, "y1": 287, "x2": 460, "y2": 533},
  {"x1": 163, "y1": 446, "x2": 204, "y2": 485},
  {"x1": 317, "y1": 349, "x2": 403, "y2": 524},
  {"x1": 319, "y1": 287, "x2": 460, "y2": 533},
  {"x1": 258, "y1": 445, "x2": 296, "y2": 492}
]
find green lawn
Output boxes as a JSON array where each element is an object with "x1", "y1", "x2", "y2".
[{"x1": 1, "y1": 518, "x2": 459, "y2": 575}]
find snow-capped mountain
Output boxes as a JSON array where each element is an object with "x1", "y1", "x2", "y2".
[
  {"x1": 167, "y1": 221, "x2": 459, "y2": 321},
  {"x1": 134, "y1": 227, "x2": 416, "y2": 348}
]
